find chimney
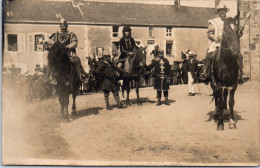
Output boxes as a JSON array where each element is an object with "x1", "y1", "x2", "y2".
[{"x1": 174, "y1": 0, "x2": 180, "y2": 7}]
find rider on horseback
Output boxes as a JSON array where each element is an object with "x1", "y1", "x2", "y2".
[
  {"x1": 118, "y1": 26, "x2": 137, "y2": 69},
  {"x1": 44, "y1": 18, "x2": 85, "y2": 85},
  {"x1": 200, "y1": 3, "x2": 244, "y2": 85}
]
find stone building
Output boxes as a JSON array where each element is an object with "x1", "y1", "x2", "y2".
[
  {"x1": 3, "y1": 0, "x2": 218, "y2": 73},
  {"x1": 239, "y1": 0, "x2": 260, "y2": 80}
]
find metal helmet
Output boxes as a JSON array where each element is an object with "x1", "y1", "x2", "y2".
[{"x1": 59, "y1": 18, "x2": 68, "y2": 26}]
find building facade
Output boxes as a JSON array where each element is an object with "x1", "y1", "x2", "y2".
[
  {"x1": 3, "y1": 0, "x2": 217, "y2": 73},
  {"x1": 239, "y1": 0, "x2": 260, "y2": 80}
]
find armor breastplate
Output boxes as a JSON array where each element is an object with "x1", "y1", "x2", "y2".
[{"x1": 57, "y1": 32, "x2": 72, "y2": 46}]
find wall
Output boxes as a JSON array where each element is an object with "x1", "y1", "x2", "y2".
[
  {"x1": 240, "y1": 0, "x2": 260, "y2": 80},
  {"x1": 3, "y1": 23, "x2": 209, "y2": 74},
  {"x1": 3, "y1": 24, "x2": 86, "y2": 73}
]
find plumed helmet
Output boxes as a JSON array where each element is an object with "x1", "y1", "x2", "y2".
[
  {"x1": 216, "y1": 2, "x2": 230, "y2": 12},
  {"x1": 123, "y1": 26, "x2": 132, "y2": 32},
  {"x1": 59, "y1": 18, "x2": 68, "y2": 26}
]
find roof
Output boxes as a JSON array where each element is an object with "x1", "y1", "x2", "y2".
[{"x1": 4, "y1": 0, "x2": 216, "y2": 27}]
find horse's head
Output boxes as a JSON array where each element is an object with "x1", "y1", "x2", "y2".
[
  {"x1": 221, "y1": 17, "x2": 240, "y2": 56},
  {"x1": 136, "y1": 46, "x2": 146, "y2": 65}
]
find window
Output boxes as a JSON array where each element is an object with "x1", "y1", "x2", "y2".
[
  {"x1": 112, "y1": 26, "x2": 119, "y2": 37},
  {"x1": 148, "y1": 40, "x2": 154, "y2": 45},
  {"x1": 149, "y1": 27, "x2": 153, "y2": 37},
  {"x1": 34, "y1": 34, "x2": 45, "y2": 52},
  {"x1": 166, "y1": 27, "x2": 172, "y2": 36},
  {"x1": 7, "y1": 34, "x2": 18, "y2": 51},
  {"x1": 166, "y1": 40, "x2": 173, "y2": 55}
]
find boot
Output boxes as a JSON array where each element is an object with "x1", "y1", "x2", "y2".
[
  {"x1": 105, "y1": 96, "x2": 112, "y2": 110},
  {"x1": 117, "y1": 102, "x2": 124, "y2": 109},
  {"x1": 156, "y1": 98, "x2": 161, "y2": 106},
  {"x1": 165, "y1": 98, "x2": 170, "y2": 105},
  {"x1": 106, "y1": 105, "x2": 113, "y2": 110}
]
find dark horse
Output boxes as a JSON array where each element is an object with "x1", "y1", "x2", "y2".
[
  {"x1": 212, "y1": 18, "x2": 241, "y2": 130},
  {"x1": 48, "y1": 42, "x2": 81, "y2": 122},
  {"x1": 122, "y1": 47, "x2": 146, "y2": 105}
]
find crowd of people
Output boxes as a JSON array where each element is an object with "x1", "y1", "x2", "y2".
[{"x1": 2, "y1": 64, "x2": 56, "y2": 102}]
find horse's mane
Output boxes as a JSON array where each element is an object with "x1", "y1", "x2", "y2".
[
  {"x1": 132, "y1": 47, "x2": 146, "y2": 73},
  {"x1": 47, "y1": 42, "x2": 71, "y2": 76}
]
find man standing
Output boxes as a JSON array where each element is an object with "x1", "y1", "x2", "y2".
[
  {"x1": 95, "y1": 55, "x2": 126, "y2": 110},
  {"x1": 187, "y1": 51, "x2": 198, "y2": 96},
  {"x1": 200, "y1": 3, "x2": 244, "y2": 84},
  {"x1": 118, "y1": 26, "x2": 137, "y2": 68},
  {"x1": 144, "y1": 51, "x2": 171, "y2": 106},
  {"x1": 45, "y1": 18, "x2": 85, "y2": 84}
]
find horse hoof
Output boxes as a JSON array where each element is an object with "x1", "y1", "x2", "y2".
[
  {"x1": 229, "y1": 119, "x2": 236, "y2": 129},
  {"x1": 217, "y1": 124, "x2": 224, "y2": 130},
  {"x1": 229, "y1": 124, "x2": 236, "y2": 129},
  {"x1": 71, "y1": 111, "x2": 77, "y2": 116}
]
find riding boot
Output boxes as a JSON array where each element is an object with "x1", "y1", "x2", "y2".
[
  {"x1": 200, "y1": 52, "x2": 214, "y2": 82},
  {"x1": 72, "y1": 56, "x2": 83, "y2": 81}
]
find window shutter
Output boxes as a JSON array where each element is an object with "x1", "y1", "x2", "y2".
[
  {"x1": 18, "y1": 34, "x2": 25, "y2": 52},
  {"x1": 28, "y1": 34, "x2": 34, "y2": 52}
]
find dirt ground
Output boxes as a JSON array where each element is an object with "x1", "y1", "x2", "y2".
[{"x1": 2, "y1": 80, "x2": 260, "y2": 166}]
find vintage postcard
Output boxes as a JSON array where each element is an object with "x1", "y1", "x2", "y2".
[{"x1": 2, "y1": 0, "x2": 260, "y2": 166}]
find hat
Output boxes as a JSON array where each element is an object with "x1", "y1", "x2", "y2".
[
  {"x1": 103, "y1": 54, "x2": 111, "y2": 58},
  {"x1": 187, "y1": 50, "x2": 195, "y2": 57},
  {"x1": 216, "y1": 2, "x2": 230, "y2": 12},
  {"x1": 123, "y1": 26, "x2": 131, "y2": 32},
  {"x1": 59, "y1": 18, "x2": 68, "y2": 26}
]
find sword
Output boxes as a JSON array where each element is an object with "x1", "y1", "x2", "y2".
[{"x1": 242, "y1": 11, "x2": 253, "y2": 28}]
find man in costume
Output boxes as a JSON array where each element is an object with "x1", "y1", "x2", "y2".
[
  {"x1": 144, "y1": 51, "x2": 171, "y2": 106},
  {"x1": 200, "y1": 3, "x2": 244, "y2": 84},
  {"x1": 45, "y1": 18, "x2": 85, "y2": 84},
  {"x1": 95, "y1": 55, "x2": 126, "y2": 110}
]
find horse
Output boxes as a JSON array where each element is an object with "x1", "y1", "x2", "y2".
[
  {"x1": 211, "y1": 18, "x2": 241, "y2": 130},
  {"x1": 47, "y1": 42, "x2": 81, "y2": 122},
  {"x1": 121, "y1": 47, "x2": 147, "y2": 105}
]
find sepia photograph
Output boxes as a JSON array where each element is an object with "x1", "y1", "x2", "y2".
[{"x1": 1, "y1": 0, "x2": 260, "y2": 166}]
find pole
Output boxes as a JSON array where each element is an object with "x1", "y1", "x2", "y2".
[{"x1": 248, "y1": 0, "x2": 251, "y2": 81}]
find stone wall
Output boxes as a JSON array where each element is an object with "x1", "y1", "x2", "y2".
[{"x1": 239, "y1": 0, "x2": 260, "y2": 80}]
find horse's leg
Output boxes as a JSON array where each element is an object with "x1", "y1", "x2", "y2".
[
  {"x1": 71, "y1": 83, "x2": 79, "y2": 116},
  {"x1": 217, "y1": 89, "x2": 224, "y2": 130},
  {"x1": 223, "y1": 89, "x2": 228, "y2": 115},
  {"x1": 63, "y1": 87, "x2": 70, "y2": 122},
  {"x1": 126, "y1": 80, "x2": 131, "y2": 105},
  {"x1": 229, "y1": 89, "x2": 236, "y2": 129},
  {"x1": 135, "y1": 79, "x2": 141, "y2": 105},
  {"x1": 59, "y1": 95, "x2": 65, "y2": 121}
]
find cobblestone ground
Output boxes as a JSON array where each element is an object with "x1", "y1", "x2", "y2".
[{"x1": 2, "y1": 81, "x2": 260, "y2": 166}]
